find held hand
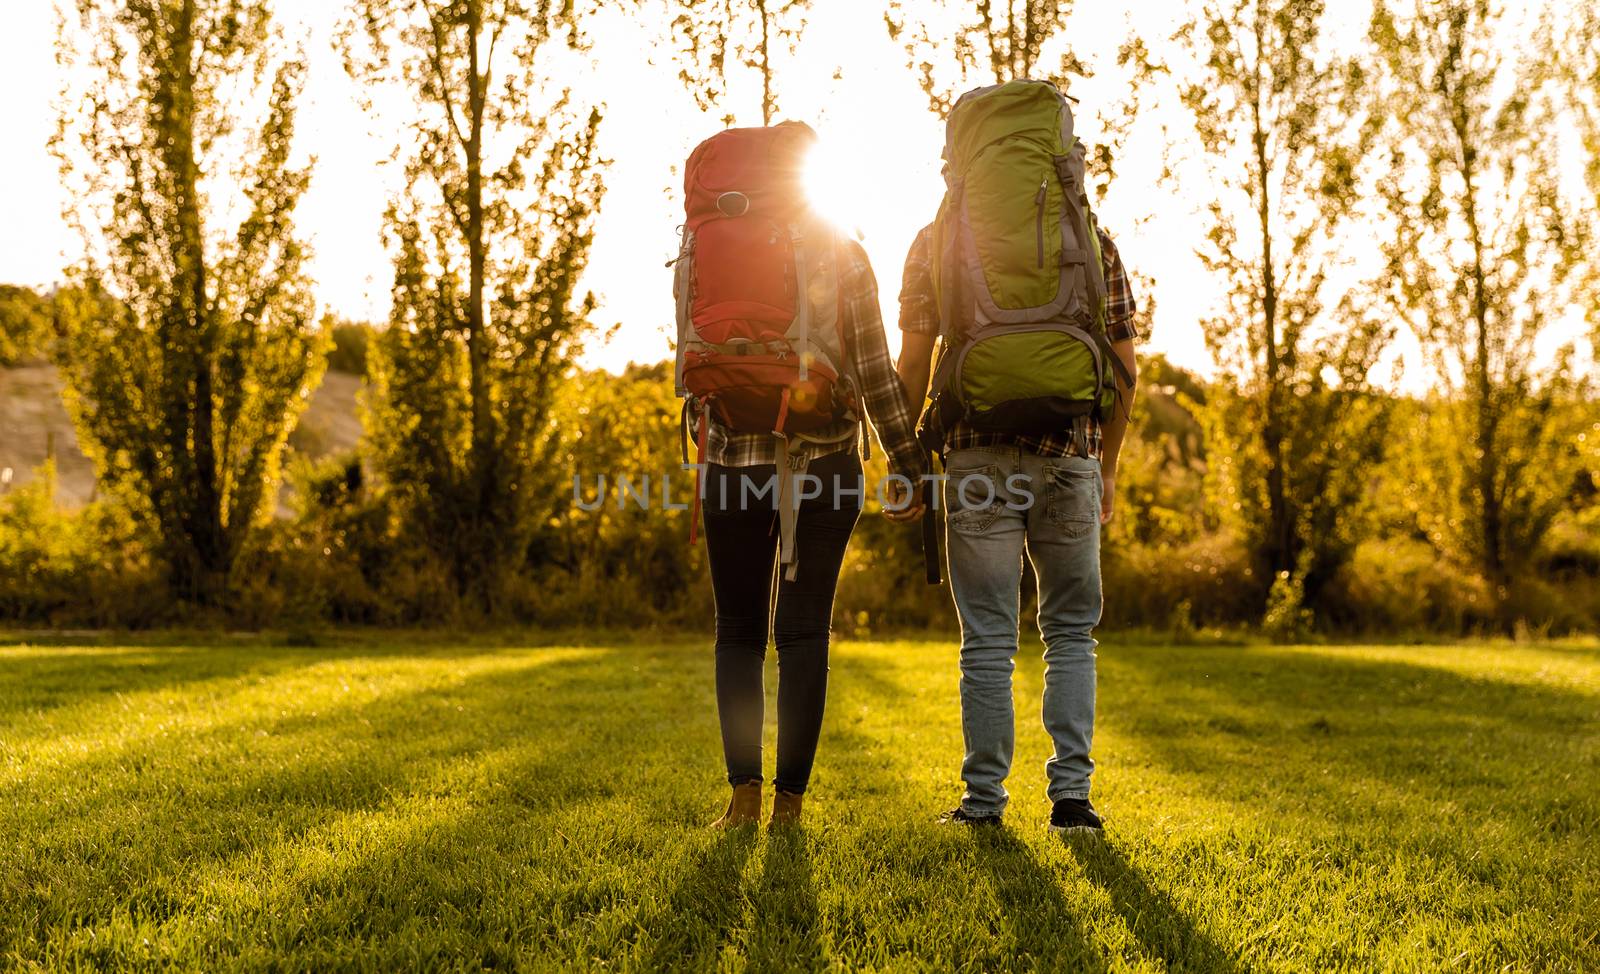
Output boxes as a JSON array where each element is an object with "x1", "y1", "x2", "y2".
[
  {"x1": 1099, "y1": 473, "x2": 1116, "y2": 525},
  {"x1": 883, "y1": 480, "x2": 926, "y2": 523}
]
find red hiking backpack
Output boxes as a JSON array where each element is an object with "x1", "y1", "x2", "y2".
[{"x1": 672, "y1": 122, "x2": 859, "y2": 576}]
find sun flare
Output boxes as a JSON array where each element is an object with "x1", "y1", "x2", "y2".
[{"x1": 804, "y1": 141, "x2": 872, "y2": 239}]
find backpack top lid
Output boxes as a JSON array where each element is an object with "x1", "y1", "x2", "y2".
[
  {"x1": 942, "y1": 80, "x2": 1075, "y2": 179},
  {"x1": 683, "y1": 121, "x2": 817, "y2": 228}
]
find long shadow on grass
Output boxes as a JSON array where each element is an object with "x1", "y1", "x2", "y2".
[
  {"x1": 970, "y1": 828, "x2": 1107, "y2": 973},
  {"x1": 0, "y1": 639, "x2": 524, "y2": 735},
  {"x1": 638, "y1": 828, "x2": 761, "y2": 970},
  {"x1": 745, "y1": 827, "x2": 825, "y2": 971},
  {"x1": 1102, "y1": 645, "x2": 1599, "y2": 833},
  {"x1": 0, "y1": 641, "x2": 721, "y2": 967},
  {"x1": 1067, "y1": 837, "x2": 1243, "y2": 974}
]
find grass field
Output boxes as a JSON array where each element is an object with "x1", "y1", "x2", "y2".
[{"x1": 0, "y1": 632, "x2": 1596, "y2": 972}]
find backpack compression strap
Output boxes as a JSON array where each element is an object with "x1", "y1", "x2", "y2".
[
  {"x1": 921, "y1": 451, "x2": 943, "y2": 585},
  {"x1": 688, "y1": 398, "x2": 712, "y2": 546},
  {"x1": 774, "y1": 435, "x2": 808, "y2": 582}
]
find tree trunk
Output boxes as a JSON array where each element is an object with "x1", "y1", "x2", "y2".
[
  {"x1": 464, "y1": 0, "x2": 496, "y2": 595},
  {"x1": 1251, "y1": 41, "x2": 1293, "y2": 583},
  {"x1": 171, "y1": 0, "x2": 226, "y2": 603},
  {"x1": 1456, "y1": 100, "x2": 1508, "y2": 623},
  {"x1": 756, "y1": 0, "x2": 773, "y2": 125}
]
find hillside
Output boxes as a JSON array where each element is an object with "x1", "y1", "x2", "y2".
[{"x1": 0, "y1": 363, "x2": 364, "y2": 512}]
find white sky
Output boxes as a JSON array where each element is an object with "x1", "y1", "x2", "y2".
[{"x1": 1, "y1": 0, "x2": 1590, "y2": 384}]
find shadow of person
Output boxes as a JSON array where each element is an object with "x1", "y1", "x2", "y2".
[
  {"x1": 747, "y1": 826, "x2": 826, "y2": 971},
  {"x1": 1066, "y1": 836, "x2": 1243, "y2": 973},
  {"x1": 972, "y1": 829, "x2": 1109, "y2": 973},
  {"x1": 639, "y1": 827, "x2": 759, "y2": 970}
]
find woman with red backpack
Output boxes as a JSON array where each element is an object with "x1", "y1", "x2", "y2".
[{"x1": 673, "y1": 122, "x2": 928, "y2": 828}]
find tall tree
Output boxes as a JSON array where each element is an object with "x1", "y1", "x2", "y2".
[
  {"x1": 340, "y1": 0, "x2": 605, "y2": 608},
  {"x1": 885, "y1": 0, "x2": 1086, "y2": 115},
  {"x1": 885, "y1": 1, "x2": 1162, "y2": 203},
  {"x1": 1566, "y1": 4, "x2": 1600, "y2": 354},
  {"x1": 52, "y1": 0, "x2": 324, "y2": 604},
  {"x1": 1370, "y1": 0, "x2": 1596, "y2": 616},
  {"x1": 668, "y1": 0, "x2": 812, "y2": 125},
  {"x1": 1176, "y1": 0, "x2": 1389, "y2": 613}
]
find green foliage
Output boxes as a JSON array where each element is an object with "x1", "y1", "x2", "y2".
[
  {"x1": 1104, "y1": 366, "x2": 1209, "y2": 551},
  {"x1": 886, "y1": 0, "x2": 1084, "y2": 116},
  {"x1": 0, "y1": 285, "x2": 53, "y2": 366},
  {"x1": 1177, "y1": 0, "x2": 1391, "y2": 615},
  {"x1": 883, "y1": 0, "x2": 1159, "y2": 195},
  {"x1": 1370, "y1": 0, "x2": 1598, "y2": 620},
  {"x1": 0, "y1": 462, "x2": 160, "y2": 626},
  {"x1": 521, "y1": 363, "x2": 711, "y2": 627},
  {"x1": 340, "y1": 0, "x2": 606, "y2": 610},
  {"x1": 52, "y1": 0, "x2": 326, "y2": 604},
  {"x1": 1262, "y1": 553, "x2": 1315, "y2": 643},
  {"x1": 323, "y1": 316, "x2": 377, "y2": 377},
  {"x1": 668, "y1": 0, "x2": 812, "y2": 126}
]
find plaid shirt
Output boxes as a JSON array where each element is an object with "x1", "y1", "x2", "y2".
[
  {"x1": 701, "y1": 239, "x2": 928, "y2": 480},
  {"x1": 898, "y1": 222, "x2": 1140, "y2": 460}
]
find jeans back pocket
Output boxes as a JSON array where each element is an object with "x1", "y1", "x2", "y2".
[
  {"x1": 946, "y1": 463, "x2": 1005, "y2": 536},
  {"x1": 1044, "y1": 463, "x2": 1099, "y2": 539}
]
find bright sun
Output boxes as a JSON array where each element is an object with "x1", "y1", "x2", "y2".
[{"x1": 804, "y1": 141, "x2": 871, "y2": 238}]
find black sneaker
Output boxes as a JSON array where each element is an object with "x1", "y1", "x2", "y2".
[
  {"x1": 1048, "y1": 798, "x2": 1103, "y2": 835},
  {"x1": 937, "y1": 806, "x2": 1003, "y2": 827}
]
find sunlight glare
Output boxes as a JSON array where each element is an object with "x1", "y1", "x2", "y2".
[{"x1": 804, "y1": 140, "x2": 870, "y2": 238}]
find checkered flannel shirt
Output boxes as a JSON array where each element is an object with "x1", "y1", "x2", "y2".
[
  {"x1": 700, "y1": 238, "x2": 929, "y2": 480},
  {"x1": 898, "y1": 222, "x2": 1140, "y2": 460}
]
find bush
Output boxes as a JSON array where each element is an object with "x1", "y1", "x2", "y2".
[
  {"x1": 0, "y1": 462, "x2": 163, "y2": 627},
  {"x1": 0, "y1": 284, "x2": 53, "y2": 366},
  {"x1": 1102, "y1": 532, "x2": 1262, "y2": 629},
  {"x1": 325, "y1": 319, "x2": 377, "y2": 377},
  {"x1": 1262, "y1": 556, "x2": 1315, "y2": 643},
  {"x1": 1321, "y1": 538, "x2": 1494, "y2": 635}
]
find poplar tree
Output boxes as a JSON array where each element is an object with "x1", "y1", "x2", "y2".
[
  {"x1": 882, "y1": 0, "x2": 1159, "y2": 194},
  {"x1": 1566, "y1": 4, "x2": 1600, "y2": 351},
  {"x1": 667, "y1": 0, "x2": 812, "y2": 125},
  {"x1": 1370, "y1": 0, "x2": 1596, "y2": 617},
  {"x1": 340, "y1": 0, "x2": 605, "y2": 608},
  {"x1": 885, "y1": 0, "x2": 1086, "y2": 115},
  {"x1": 53, "y1": 0, "x2": 324, "y2": 604},
  {"x1": 1176, "y1": 0, "x2": 1389, "y2": 614}
]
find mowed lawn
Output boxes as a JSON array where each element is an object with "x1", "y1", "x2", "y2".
[{"x1": 0, "y1": 633, "x2": 1596, "y2": 972}]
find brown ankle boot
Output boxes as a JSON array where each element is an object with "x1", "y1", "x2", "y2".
[
  {"x1": 711, "y1": 781, "x2": 762, "y2": 829},
  {"x1": 769, "y1": 789, "x2": 804, "y2": 827}
]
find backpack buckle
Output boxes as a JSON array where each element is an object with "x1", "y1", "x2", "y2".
[{"x1": 716, "y1": 192, "x2": 750, "y2": 217}]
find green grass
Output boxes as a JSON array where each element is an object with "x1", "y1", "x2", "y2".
[{"x1": 1, "y1": 633, "x2": 1596, "y2": 972}]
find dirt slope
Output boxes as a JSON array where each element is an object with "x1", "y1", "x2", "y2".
[{"x1": 0, "y1": 363, "x2": 363, "y2": 510}]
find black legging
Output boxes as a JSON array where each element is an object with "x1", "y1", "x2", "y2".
[{"x1": 703, "y1": 450, "x2": 863, "y2": 795}]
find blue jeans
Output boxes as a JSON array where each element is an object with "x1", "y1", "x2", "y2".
[{"x1": 943, "y1": 446, "x2": 1103, "y2": 816}]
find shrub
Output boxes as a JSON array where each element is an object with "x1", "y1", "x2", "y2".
[
  {"x1": 1102, "y1": 532, "x2": 1261, "y2": 629},
  {"x1": 0, "y1": 284, "x2": 53, "y2": 366},
  {"x1": 325, "y1": 319, "x2": 376, "y2": 377},
  {"x1": 0, "y1": 461, "x2": 163, "y2": 627},
  {"x1": 1321, "y1": 538, "x2": 1494, "y2": 635},
  {"x1": 1262, "y1": 556, "x2": 1315, "y2": 643}
]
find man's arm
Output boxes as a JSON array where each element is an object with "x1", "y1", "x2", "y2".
[
  {"x1": 839, "y1": 247, "x2": 926, "y2": 486},
  {"x1": 895, "y1": 225, "x2": 939, "y2": 414},
  {"x1": 896, "y1": 331, "x2": 936, "y2": 408},
  {"x1": 883, "y1": 225, "x2": 941, "y2": 522},
  {"x1": 1098, "y1": 339, "x2": 1138, "y2": 525}
]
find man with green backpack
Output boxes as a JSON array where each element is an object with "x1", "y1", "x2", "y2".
[{"x1": 895, "y1": 80, "x2": 1140, "y2": 834}]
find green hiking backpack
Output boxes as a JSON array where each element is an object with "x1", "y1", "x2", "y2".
[{"x1": 920, "y1": 79, "x2": 1130, "y2": 456}]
